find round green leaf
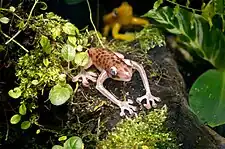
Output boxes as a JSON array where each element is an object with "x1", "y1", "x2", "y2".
[
  {"x1": 64, "y1": 136, "x2": 84, "y2": 149},
  {"x1": 21, "y1": 121, "x2": 31, "y2": 130},
  {"x1": 8, "y1": 87, "x2": 22, "y2": 99},
  {"x1": 189, "y1": 69, "x2": 225, "y2": 127},
  {"x1": 36, "y1": 129, "x2": 41, "y2": 134},
  {"x1": 68, "y1": 36, "x2": 77, "y2": 47},
  {"x1": 0, "y1": 17, "x2": 10, "y2": 24},
  {"x1": 58, "y1": 136, "x2": 67, "y2": 141},
  {"x1": 49, "y1": 84, "x2": 72, "y2": 106},
  {"x1": 19, "y1": 104, "x2": 27, "y2": 115},
  {"x1": 52, "y1": 145, "x2": 64, "y2": 149},
  {"x1": 40, "y1": 35, "x2": 51, "y2": 54},
  {"x1": 31, "y1": 80, "x2": 39, "y2": 85},
  {"x1": 9, "y1": 6, "x2": 16, "y2": 12},
  {"x1": 51, "y1": 27, "x2": 61, "y2": 40},
  {"x1": 74, "y1": 52, "x2": 89, "y2": 66},
  {"x1": 10, "y1": 114, "x2": 21, "y2": 124},
  {"x1": 61, "y1": 44, "x2": 76, "y2": 62},
  {"x1": 62, "y1": 22, "x2": 79, "y2": 35}
]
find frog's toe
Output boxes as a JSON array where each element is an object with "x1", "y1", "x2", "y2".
[
  {"x1": 119, "y1": 101, "x2": 137, "y2": 116},
  {"x1": 136, "y1": 94, "x2": 161, "y2": 109}
]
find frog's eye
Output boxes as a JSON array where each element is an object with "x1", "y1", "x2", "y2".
[
  {"x1": 109, "y1": 66, "x2": 117, "y2": 76},
  {"x1": 112, "y1": 9, "x2": 118, "y2": 17}
]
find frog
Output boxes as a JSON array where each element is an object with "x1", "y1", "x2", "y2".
[
  {"x1": 103, "y1": 2, "x2": 150, "y2": 41},
  {"x1": 72, "y1": 48, "x2": 160, "y2": 116}
]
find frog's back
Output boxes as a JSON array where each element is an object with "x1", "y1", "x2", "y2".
[{"x1": 88, "y1": 48, "x2": 124, "y2": 71}]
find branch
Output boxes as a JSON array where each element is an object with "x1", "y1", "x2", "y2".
[
  {"x1": 5, "y1": 0, "x2": 39, "y2": 45},
  {"x1": 2, "y1": 31, "x2": 29, "y2": 52}
]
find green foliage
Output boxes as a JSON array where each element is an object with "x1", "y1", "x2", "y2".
[
  {"x1": 6, "y1": 11, "x2": 93, "y2": 129},
  {"x1": 135, "y1": 27, "x2": 165, "y2": 52},
  {"x1": 49, "y1": 83, "x2": 73, "y2": 106},
  {"x1": 189, "y1": 69, "x2": 225, "y2": 127},
  {"x1": 144, "y1": 6, "x2": 225, "y2": 69},
  {"x1": 10, "y1": 114, "x2": 21, "y2": 124},
  {"x1": 144, "y1": 3, "x2": 225, "y2": 127},
  {"x1": 52, "y1": 136, "x2": 84, "y2": 149},
  {"x1": 21, "y1": 121, "x2": 31, "y2": 130},
  {"x1": 97, "y1": 105, "x2": 178, "y2": 149}
]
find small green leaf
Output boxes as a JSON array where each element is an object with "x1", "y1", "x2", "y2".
[
  {"x1": 76, "y1": 45, "x2": 83, "y2": 52},
  {"x1": 49, "y1": 84, "x2": 73, "y2": 106},
  {"x1": 0, "y1": 45, "x2": 4, "y2": 52},
  {"x1": 16, "y1": 20, "x2": 25, "y2": 29},
  {"x1": 31, "y1": 80, "x2": 39, "y2": 85},
  {"x1": 153, "y1": 0, "x2": 163, "y2": 10},
  {"x1": 9, "y1": 6, "x2": 16, "y2": 12},
  {"x1": 74, "y1": 52, "x2": 89, "y2": 66},
  {"x1": 61, "y1": 44, "x2": 76, "y2": 62},
  {"x1": 10, "y1": 114, "x2": 21, "y2": 124},
  {"x1": 52, "y1": 145, "x2": 64, "y2": 149},
  {"x1": 40, "y1": 35, "x2": 51, "y2": 54},
  {"x1": 19, "y1": 104, "x2": 27, "y2": 115},
  {"x1": 58, "y1": 136, "x2": 67, "y2": 141},
  {"x1": 51, "y1": 27, "x2": 61, "y2": 40},
  {"x1": 21, "y1": 121, "x2": 31, "y2": 130},
  {"x1": 68, "y1": 36, "x2": 77, "y2": 46},
  {"x1": 43, "y1": 58, "x2": 50, "y2": 67},
  {"x1": 0, "y1": 17, "x2": 9, "y2": 24},
  {"x1": 62, "y1": 22, "x2": 79, "y2": 35},
  {"x1": 59, "y1": 74, "x2": 66, "y2": 82},
  {"x1": 36, "y1": 129, "x2": 40, "y2": 134},
  {"x1": 64, "y1": 136, "x2": 84, "y2": 149},
  {"x1": 8, "y1": 87, "x2": 22, "y2": 99}
]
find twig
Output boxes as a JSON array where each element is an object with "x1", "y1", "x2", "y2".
[
  {"x1": 2, "y1": 31, "x2": 29, "y2": 52},
  {"x1": 86, "y1": 0, "x2": 105, "y2": 48},
  {"x1": 166, "y1": 0, "x2": 201, "y2": 12},
  {"x1": 4, "y1": 109, "x2": 9, "y2": 141},
  {"x1": 5, "y1": 0, "x2": 39, "y2": 45}
]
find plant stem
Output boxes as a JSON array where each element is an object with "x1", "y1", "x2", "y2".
[
  {"x1": 5, "y1": 0, "x2": 39, "y2": 45},
  {"x1": 86, "y1": 0, "x2": 105, "y2": 48},
  {"x1": 2, "y1": 31, "x2": 29, "y2": 52}
]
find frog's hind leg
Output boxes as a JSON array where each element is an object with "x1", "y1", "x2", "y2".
[
  {"x1": 103, "y1": 25, "x2": 111, "y2": 37},
  {"x1": 96, "y1": 70, "x2": 137, "y2": 116},
  {"x1": 112, "y1": 23, "x2": 135, "y2": 41}
]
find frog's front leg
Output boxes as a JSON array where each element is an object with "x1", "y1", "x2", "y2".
[
  {"x1": 112, "y1": 23, "x2": 135, "y2": 41},
  {"x1": 72, "y1": 57, "x2": 97, "y2": 87},
  {"x1": 96, "y1": 70, "x2": 137, "y2": 116},
  {"x1": 130, "y1": 60, "x2": 161, "y2": 109}
]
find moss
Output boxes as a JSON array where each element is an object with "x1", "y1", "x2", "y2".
[
  {"x1": 97, "y1": 105, "x2": 178, "y2": 149},
  {"x1": 107, "y1": 26, "x2": 165, "y2": 54}
]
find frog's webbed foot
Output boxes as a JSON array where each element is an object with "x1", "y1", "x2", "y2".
[
  {"x1": 136, "y1": 93, "x2": 161, "y2": 109},
  {"x1": 119, "y1": 99, "x2": 137, "y2": 117},
  {"x1": 72, "y1": 70, "x2": 97, "y2": 87}
]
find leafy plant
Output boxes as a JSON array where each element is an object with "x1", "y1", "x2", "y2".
[
  {"x1": 144, "y1": 0, "x2": 225, "y2": 127},
  {"x1": 52, "y1": 136, "x2": 84, "y2": 149},
  {"x1": 6, "y1": 10, "x2": 93, "y2": 129}
]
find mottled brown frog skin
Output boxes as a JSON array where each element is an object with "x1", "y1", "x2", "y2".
[
  {"x1": 72, "y1": 48, "x2": 161, "y2": 117},
  {"x1": 88, "y1": 48, "x2": 132, "y2": 81}
]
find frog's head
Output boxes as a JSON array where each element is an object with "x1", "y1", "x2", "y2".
[
  {"x1": 103, "y1": 2, "x2": 133, "y2": 25},
  {"x1": 107, "y1": 63, "x2": 133, "y2": 82}
]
